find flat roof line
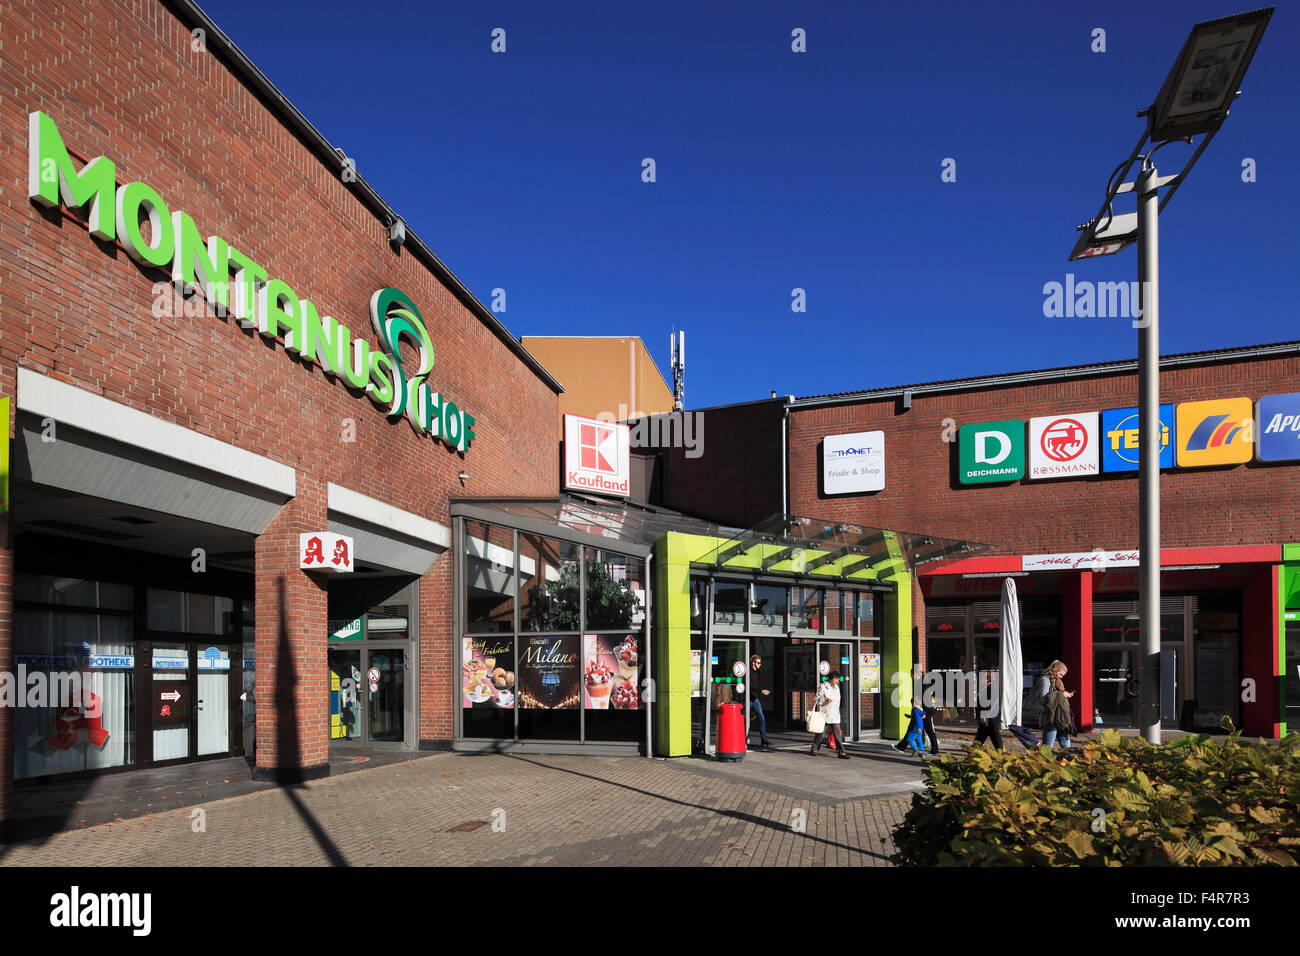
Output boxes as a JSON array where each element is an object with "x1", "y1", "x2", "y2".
[
  {"x1": 165, "y1": 0, "x2": 563, "y2": 395},
  {"x1": 792, "y1": 340, "x2": 1300, "y2": 407}
]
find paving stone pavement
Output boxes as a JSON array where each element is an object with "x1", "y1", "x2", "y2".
[{"x1": 0, "y1": 752, "x2": 911, "y2": 867}]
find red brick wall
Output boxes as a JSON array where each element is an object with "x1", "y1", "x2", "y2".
[
  {"x1": 0, "y1": 0, "x2": 560, "y2": 777},
  {"x1": 660, "y1": 400, "x2": 784, "y2": 527},
  {"x1": 788, "y1": 354, "x2": 1300, "y2": 554}
]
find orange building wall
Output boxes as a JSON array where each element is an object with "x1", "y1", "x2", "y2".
[{"x1": 522, "y1": 337, "x2": 676, "y2": 437}]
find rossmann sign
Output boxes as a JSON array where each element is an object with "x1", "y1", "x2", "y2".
[
  {"x1": 27, "y1": 112, "x2": 476, "y2": 452},
  {"x1": 564, "y1": 414, "x2": 630, "y2": 497}
]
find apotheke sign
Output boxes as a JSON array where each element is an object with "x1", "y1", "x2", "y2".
[{"x1": 27, "y1": 111, "x2": 476, "y2": 452}]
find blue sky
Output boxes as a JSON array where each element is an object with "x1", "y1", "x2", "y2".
[{"x1": 205, "y1": 0, "x2": 1298, "y2": 408}]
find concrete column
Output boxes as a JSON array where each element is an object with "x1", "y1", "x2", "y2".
[{"x1": 253, "y1": 476, "x2": 329, "y2": 782}]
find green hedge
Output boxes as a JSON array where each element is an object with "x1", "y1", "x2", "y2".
[{"x1": 889, "y1": 727, "x2": 1300, "y2": 866}]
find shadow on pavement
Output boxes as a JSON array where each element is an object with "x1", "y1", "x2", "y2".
[{"x1": 498, "y1": 753, "x2": 894, "y2": 863}]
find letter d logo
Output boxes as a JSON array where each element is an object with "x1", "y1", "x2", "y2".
[{"x1": 975, "y1": 431, "x2": 1010, "y2": 465}]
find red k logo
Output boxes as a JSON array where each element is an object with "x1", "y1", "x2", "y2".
[{"x1": 579, "y1": 422, "x2": 618, "y2": 474}]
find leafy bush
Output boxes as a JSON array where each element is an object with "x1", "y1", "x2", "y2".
[{"x1": 889, "y1": 726, "x2": 1300, "y2": 866}]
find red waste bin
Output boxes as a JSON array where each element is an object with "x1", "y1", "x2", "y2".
[{"x1": 716, "y1": 702, "x2": 746, "y2": 762}]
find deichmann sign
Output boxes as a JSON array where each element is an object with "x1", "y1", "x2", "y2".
[
  {"x1": 563, "y1": 414, "x2": 630, "y2": 497},
  {"x1": 823, "y1": 431, "x2": 885, "y2": 494},
  {"x1": 26, "y1": 112, "x2": 476, "y2": 452},
  {"x1": 957, "y1": 420, "x2": 1024, "y2": 483}
]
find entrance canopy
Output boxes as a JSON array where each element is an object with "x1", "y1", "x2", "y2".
[
  {"x1": 453, "y1": 495, "x2": 990, "y2": 585},
  {"x1": 693, "y1": 513, "x2": 991, "y2": 584}
]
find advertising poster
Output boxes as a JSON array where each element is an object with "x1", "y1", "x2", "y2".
[
  {"x1": 860, "y1": 653, "x2": 880, "y2": 694},
  {"x1": 462, "y1": 636, "x2": 516, "y2": 710},
  {"x1": 583, "y1": 634, "x2": 642, "y2": 710},
  {"x1": 519, "y1": 635, "x2": 580, "y2": 709},
  {"x1": 690, "y1": 649, "x2": 703, "y2": 698}
]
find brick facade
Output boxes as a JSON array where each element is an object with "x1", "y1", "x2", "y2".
[{"x1": 0, "y1": 0, "x2": 560, "y2": 810}]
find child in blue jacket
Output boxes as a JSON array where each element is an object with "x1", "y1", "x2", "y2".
[{"x1": 903, "y1": 698, "x2": 927, "y2": 755}]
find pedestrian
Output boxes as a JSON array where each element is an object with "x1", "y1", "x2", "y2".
[
  {"x1": 895, "y1": 682, "x2": 940, "y2": 755},
  {"x1": 810, "y1": 671, "x2": 850, "y2": 759},
  {"x1": 747, "y1": 653, "x2": 772, "y2": 750},
  {"x1": 901, "y1": 698, "x2": 927, "y2": 755},
  {"x1": 974, "y1": 685, "x2": 1003, "y2": 750},
  {"x1": 1042, "y1": 661, "x2": 1076, "y2": 749}
]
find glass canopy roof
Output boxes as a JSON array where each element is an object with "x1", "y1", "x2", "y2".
[
  {"x1": 692, "y1": 513, "x2": 991, "y2": 582},
  {"x1": 454, "y1": 494, "x2": 991, "y2": 581}
]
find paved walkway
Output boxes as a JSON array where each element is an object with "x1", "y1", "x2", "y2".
[{"x1": 0, "y1": 751, "x2": 911, "y2": 867}]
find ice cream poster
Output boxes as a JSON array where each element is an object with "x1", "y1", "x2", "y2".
[
  {"x1": 518, "y1": 636, "x2": 580, "y2": 709},
  {"x1": 583, "y1": 634, "x2": 642, "y2": 710},
  {"x1": 462, "y1": 637, "x2": 516, "y2": 709}
]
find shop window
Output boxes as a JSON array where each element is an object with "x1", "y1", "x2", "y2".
[
  {"x1": 713, "y1": 581, "x2": 746, "y2": 630},
  {"x1": 582, "y1": 633, "x2": 644, "y2": 741},
  {"x1": 790, "y1": 587, "x2": 822, "y2": 632},
  {"x1": 367, "y1": 603, "x2": 409, "y2": 640},
  {"x1": 519, "y1": 535, "x2": 579, "y2": 632},
  {"x1": 465, "y1": 521, "x2": 515, "y2": 634},
  {"x1": 147, "y1": 589, "x2": 235, "y2": 635},
  {"x1": 516, "y1": 634, "x2": 581, "y2": 740},
  {"x1": 857, "y1": 592, "x2": 877, "y2": 638},
  {"x1": 750, "y1": 584, "x2": 788, "y2": 633},
  {"x1": 462, "y1": 634, "x2": 516, "y2": 739},
  {"x1": 15, "y1": 575, "x2": 132, "y2": 610},
  {"x1": 13, "y1": 606, "x2": 136, "y2": 779},
  {"x1": 583, "y1": 548, "x2": 644, "y2": 631},
  {"x1": 824, "y1": 590, "x2": 852, "y2": 634}
]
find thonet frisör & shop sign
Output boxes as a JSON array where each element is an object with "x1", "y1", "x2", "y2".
[{"x1": 26, "y1": 111, "x2": 476, "y2": 452}]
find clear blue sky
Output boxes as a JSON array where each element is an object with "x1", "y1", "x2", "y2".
[{"x1": 205, "y1": 0, "x2": 1298, "y2": 408}]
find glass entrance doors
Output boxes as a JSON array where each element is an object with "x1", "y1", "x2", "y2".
[
  {"x1": 816, "y1": 641, "x2": 857, "y2": 740},
  {"x1": 329, "y1": 644, "x2": 407, "y2": 747},
  {"x1": 148, "y1": 643, "x2": 236, "y2": 764},
  {"x1": 706, "y1": 638, "x2": 748, "y2": 754}
]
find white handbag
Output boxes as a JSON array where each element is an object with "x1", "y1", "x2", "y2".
[
  {"x1": 806, "y1": 689, "x2": 826, "y2": 733},
  {"x1": 805, "y1": 709, "x2": 826, "y2": 734}
]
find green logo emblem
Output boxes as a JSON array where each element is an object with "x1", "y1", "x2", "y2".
[{"x1": 958, "y1": 420, "x2": 1024, "y2": 484}]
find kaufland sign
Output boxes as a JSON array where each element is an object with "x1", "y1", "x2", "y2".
[{"x1": 564, "y1": 414, "x2": 630, "y2": 497}]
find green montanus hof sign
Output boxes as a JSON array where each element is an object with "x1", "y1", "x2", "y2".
[
  {"x1": 958, "y1": 420, "x2": 1025, "y2": 484},
  {"x1": 26, "y1": 111, "x2": 476, "y2": 452}
]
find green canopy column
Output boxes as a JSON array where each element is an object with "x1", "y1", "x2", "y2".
[
  {"x1": 653, "y1": 533, "x2": 703, "y2": 757},
  {"x1": 881, "y1": 571, "x2": 913, "y2": 739}
]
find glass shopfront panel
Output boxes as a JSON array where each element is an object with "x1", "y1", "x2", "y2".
[
  {"x1": 465, "y1": 521, "x2": 516, "y2": 634},
  {"x1": 790, "y1": 586, "x2": 821, "y2": 632},
  {"x1": 519, "y1": 534, "x2": 579, "y2": 632},
  {"x1": 13, "y1": 597, "x2": 136, "y2": 780},
  {"x1": 750, "y1": 584, "x2": 788, "y2": 633},
  {"x1": 517, "y1": 634, "x2": 581, "y2": 740},
  {"x1": 713, "y1": 581, "x2": 746, "y2": 630},
  {"x1": 583, "y1": 633, "x2": 644, "y2": 741}
]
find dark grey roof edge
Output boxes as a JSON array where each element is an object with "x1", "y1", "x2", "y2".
[
  {"x1": 165, "y1": 0, "x2": 563, "y2": 395},
  {"x1": 792, "y1": 340, "x2": 1300, "y2": 407}
]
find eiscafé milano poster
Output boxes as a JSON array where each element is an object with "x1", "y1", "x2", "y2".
[{"x1": 519, "y1": 636, "x2": 580, "y2": 709}]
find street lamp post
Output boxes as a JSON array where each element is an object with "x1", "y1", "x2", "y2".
[{"x1": 1068, "y1": 8, "x2": 1273, "y2": 744}]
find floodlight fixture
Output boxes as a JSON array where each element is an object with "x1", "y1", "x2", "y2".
[{"x1": 1146, "y1": 7, "x2": 1274, "y2": 143}]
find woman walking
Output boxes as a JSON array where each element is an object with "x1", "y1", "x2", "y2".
[
  {"x1": 810, "y1": 671, "x2": 851, "y2": 759},
  {"x1": 1040, "y1": 660, "x2": 1076, "y2": 749}
]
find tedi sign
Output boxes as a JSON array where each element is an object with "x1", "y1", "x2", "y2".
[{"x1": 27, "y1": 111, "x2": 475, "y2": 452}]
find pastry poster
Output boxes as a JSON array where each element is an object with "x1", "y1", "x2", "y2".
[
  {"x1": 518, "y1": 636, "x2": 580, "y2": 709},
  {"x1": 462, "y1": 637, "x2": 516, "y2": 709},
  {"x1": 583, "y1": 634, "x2": 642, "y2": 710}
]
